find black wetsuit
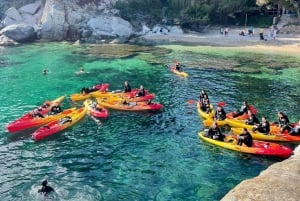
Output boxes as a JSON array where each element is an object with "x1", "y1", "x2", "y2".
[
  {"x1": 38, "y1": 185, "x2": 54, "y2": 196},
  {"x1": 124, "y1": 84, "x2": 131, "y2": 93},
  {"x1": 246, "y1": 114, "x2": 259, "y2": 125},
  {"x1": 253, "y1": 121, "x2": 270, "y2": 133},
  {"x1": 136, "y1": 89, "x2": 145, "y2": 97},
  {"x1": 233, "y1": 104, "x2": 248, "y2": 117},
  {"x1": 278, "y1": 114, "x2": 291, "y2": 133},
  {"x1": 214, "y1": 108, "x2": 226, "y2": 121},
  {"x1": 237, "y1": 131, "x2": 253, "y2": 147},
  {"x1": 206, "y1": 127, "x2": 224, "y2": 141}
]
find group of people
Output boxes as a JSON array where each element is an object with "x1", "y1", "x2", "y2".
[
  {"x1": 123, "y1": 81, "x2": 146, "y2": 97},
  {"x1": 201, "y1": 89, "x2": 300, "y2": 147}
]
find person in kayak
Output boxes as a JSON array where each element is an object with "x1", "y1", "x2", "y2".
[
  {"x1": 205, "y1": 121, "x2": 225, "y2": 141},
  {"x1": 252, "y1": 116, "x2": 270, "y2": 134},
  {"x1": 199, "y1": 90, "x2": 209, "y2": 103},
  {"x1": 237, "y1": 128, "x2": 253, "y2": 147},
  {"x1": 214, "y1": 105, "x2": 226, "y2": 121},
  {"x1": 49, "y1": 104, "x2": 62, "y2": 115},
  {"x1": 31, "y1": 109, "x2": 44, "y2": 118},
  {"x1": 277, "y1": 112, "x2": 292, "y2": 134},
  {"x1": 233, "y1": 101, "x2": 249, "y2": 118},
  {"x1": 136, "y1": 85, "x2": 146, "y2": 97},
  {"x1": 124, "y1": 81, "x2": 131, "y2": 93},
  {"x1": 38, "y1": 180, "x2": 54, "y2": 196},
  {"x1": 175, "y1": 62, "x2": 182, "y2": 71},
  {"x1": 289, "y1": 120, "x2": 300, "y2": 135},
  {"x1": 200, "y1": 94, "x2": 210, "y2": 113},
  {"x1": 244, "y1": 110, "x2": 259, "y2": 125}
]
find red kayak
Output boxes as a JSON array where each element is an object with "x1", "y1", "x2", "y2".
[
  {"x1": 32, "y1": 107, "x2": 87, "y2": 141},
  {"x1": 6, "y1": 96, "x2": 65, "y2": 133},
  {"x1": 84, "y1": 99, "x2": 109, "y2": 118}
]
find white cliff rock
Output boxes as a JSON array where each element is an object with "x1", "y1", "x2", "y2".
[
  {"x1": 5, "y1": 7, "x2": 23, "y2": 22},
  {"x1": 85, "y1": 16, "x2": 132, "y2": 41},
  {"x1": 40, "y1": 0, "x2": 68, "y2": 40},
  {"x1": 0, "y1": 24, "x2": 35, "y2": 42},
  {"x1": 3, "y1": 16, "x2": 18, "y2": 26},
  {"x1": 18, "y1": 2, "x2": 41, "y2": 15}
]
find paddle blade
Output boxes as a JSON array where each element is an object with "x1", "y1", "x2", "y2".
[
  {"x1": 187, "y1": 100, "x2": 196, "y2": 104},
  {"x1": 251, "y1": 109, "x2": 258, "y2": 114},
  {"x1": 218, "y1": 102, "x2": 226, "y2": 107}
]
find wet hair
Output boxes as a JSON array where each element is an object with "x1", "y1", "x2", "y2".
[{"x1": 42, "y1": 180, "x2": 47, "y2": 186}]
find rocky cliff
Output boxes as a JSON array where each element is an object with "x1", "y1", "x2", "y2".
[
  {"x1": 0, "y1": 0, "x2": 183, "y2": 45},
  {"x1": 221, "y1": 145, "x2": 300, "y2": 201}
]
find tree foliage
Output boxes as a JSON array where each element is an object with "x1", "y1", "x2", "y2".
[{"x1": 114, "y1": 0, "x2": 299, "y2": 29}]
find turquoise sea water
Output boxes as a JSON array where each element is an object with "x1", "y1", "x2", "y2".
[{"x1": 0, "y1": 42, "x2": 300, "y2": 201}]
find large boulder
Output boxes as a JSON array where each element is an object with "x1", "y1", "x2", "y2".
[
  {"x1": 40, "y1": 0, "x2": 68, "y2": 40},
  {"x1": 5, "y1": 7, "x2": 23, "y2": 22},
  {"x1": 0, "y1": 24, "x2": 36, "y2": 42},
  {"x1": 18, "y1": 2, "x2": 41, "y2": 15},
  {"x1": 84, "y1": 15, "x2": 133, "y2": 42},
  {"x1": 221, "y1": 145, "x2": 300, "y2": 201}
]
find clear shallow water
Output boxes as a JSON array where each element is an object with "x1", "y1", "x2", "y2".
[{"x1": 0, "y1": 42, "x2": 300, "y2": 201}]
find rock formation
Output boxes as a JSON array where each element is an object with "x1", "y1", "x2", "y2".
[
  {"x1": 221, "y1": 145, "x2": 300, "y2": 201},
  {"x1": 0, "y1": 0, "x2": 183, "y2": 45}
]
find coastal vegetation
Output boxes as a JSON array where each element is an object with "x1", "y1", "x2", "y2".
[{"x1": 115, "y1": 0, "x2": 300, "y2": 30}]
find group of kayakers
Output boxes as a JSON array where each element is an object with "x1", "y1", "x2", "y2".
[{"x1": 200, "y1": 89, "x2": 300, "y2": 147}]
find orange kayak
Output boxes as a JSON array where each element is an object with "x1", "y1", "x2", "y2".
[{"x1": 97, "y1": 99, "x2": 163, "y2": 111}]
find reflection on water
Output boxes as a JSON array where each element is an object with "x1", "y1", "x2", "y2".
[{"x1": 0, "y1": 43, "x2": 299, "y2": 200}]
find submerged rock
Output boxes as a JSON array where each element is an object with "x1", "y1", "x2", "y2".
[
  {"x1": 79, "y1": 44, "x2": 171, "y2": 59},
  {"x1": 221, "y1": 145, "x2": 300, "y2": 201}
]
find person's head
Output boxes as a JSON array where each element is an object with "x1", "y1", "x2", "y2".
[
  {"x1": 203, "y1": 94, "x2": 208, "y2": 99},
  {"x1": 243, "y1": 128, "x2": 248, "y2": 133},
  {"x1": 140, "y1": 85, "x2": 144, "y2": 89},
  {"x1": 124, "y1": 81, "x2": 128, "y2": 86},
  {"x1": 81, "y1": 68, "x2": 84, "y2": 71},
  {"x1": 262, "y1": 116, "x2": 267, "y2": 122},
  {"x1": 217, "y1": 106, "x2": 222, "y2": 111},
  {"x1": 42, "y1": 180, "x2": 48, "y2": 187},
  {"x1": 201, "y1": 90, "x2": 206, "y2": 95},
  {"x1": 243, "y1": 101, "x2": 247, "y2": 106},
  {"x1": 212, "y1": 121, "x2": 218, "y2": 128},
  {"x1": 278, "y1": 112, "x2": 283, "y2": 118}
]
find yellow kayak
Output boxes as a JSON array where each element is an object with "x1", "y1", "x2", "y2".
[
  {"x1": 170, "y1": 66, "x2": 188, "y2": 78},
  {"x1": 196, "y1": 102, "x2": 214, "y2": 120},
  {"x1": 198, "y1": 132, "x2": 292, "y2": 158},
  {"x1": 203, "y1": 118, "x2": 227, "y2": 127}
]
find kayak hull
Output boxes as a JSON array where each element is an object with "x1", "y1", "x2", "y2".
[
  {"x1": 170, "y1": 66, "x2": 188, "y2": 77},
  {"x1": 97, "y1": 99, "x2": 163, "y2": 111},
  {"x1": 198, "y1": 132, "x2": 293, "y2": 158},
  {"x1": 32, "y1": 107, "x2": 87, "y2": 141},
  {"x1": 70, "y1": 83, "x2": 109, "y2": 101}
]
